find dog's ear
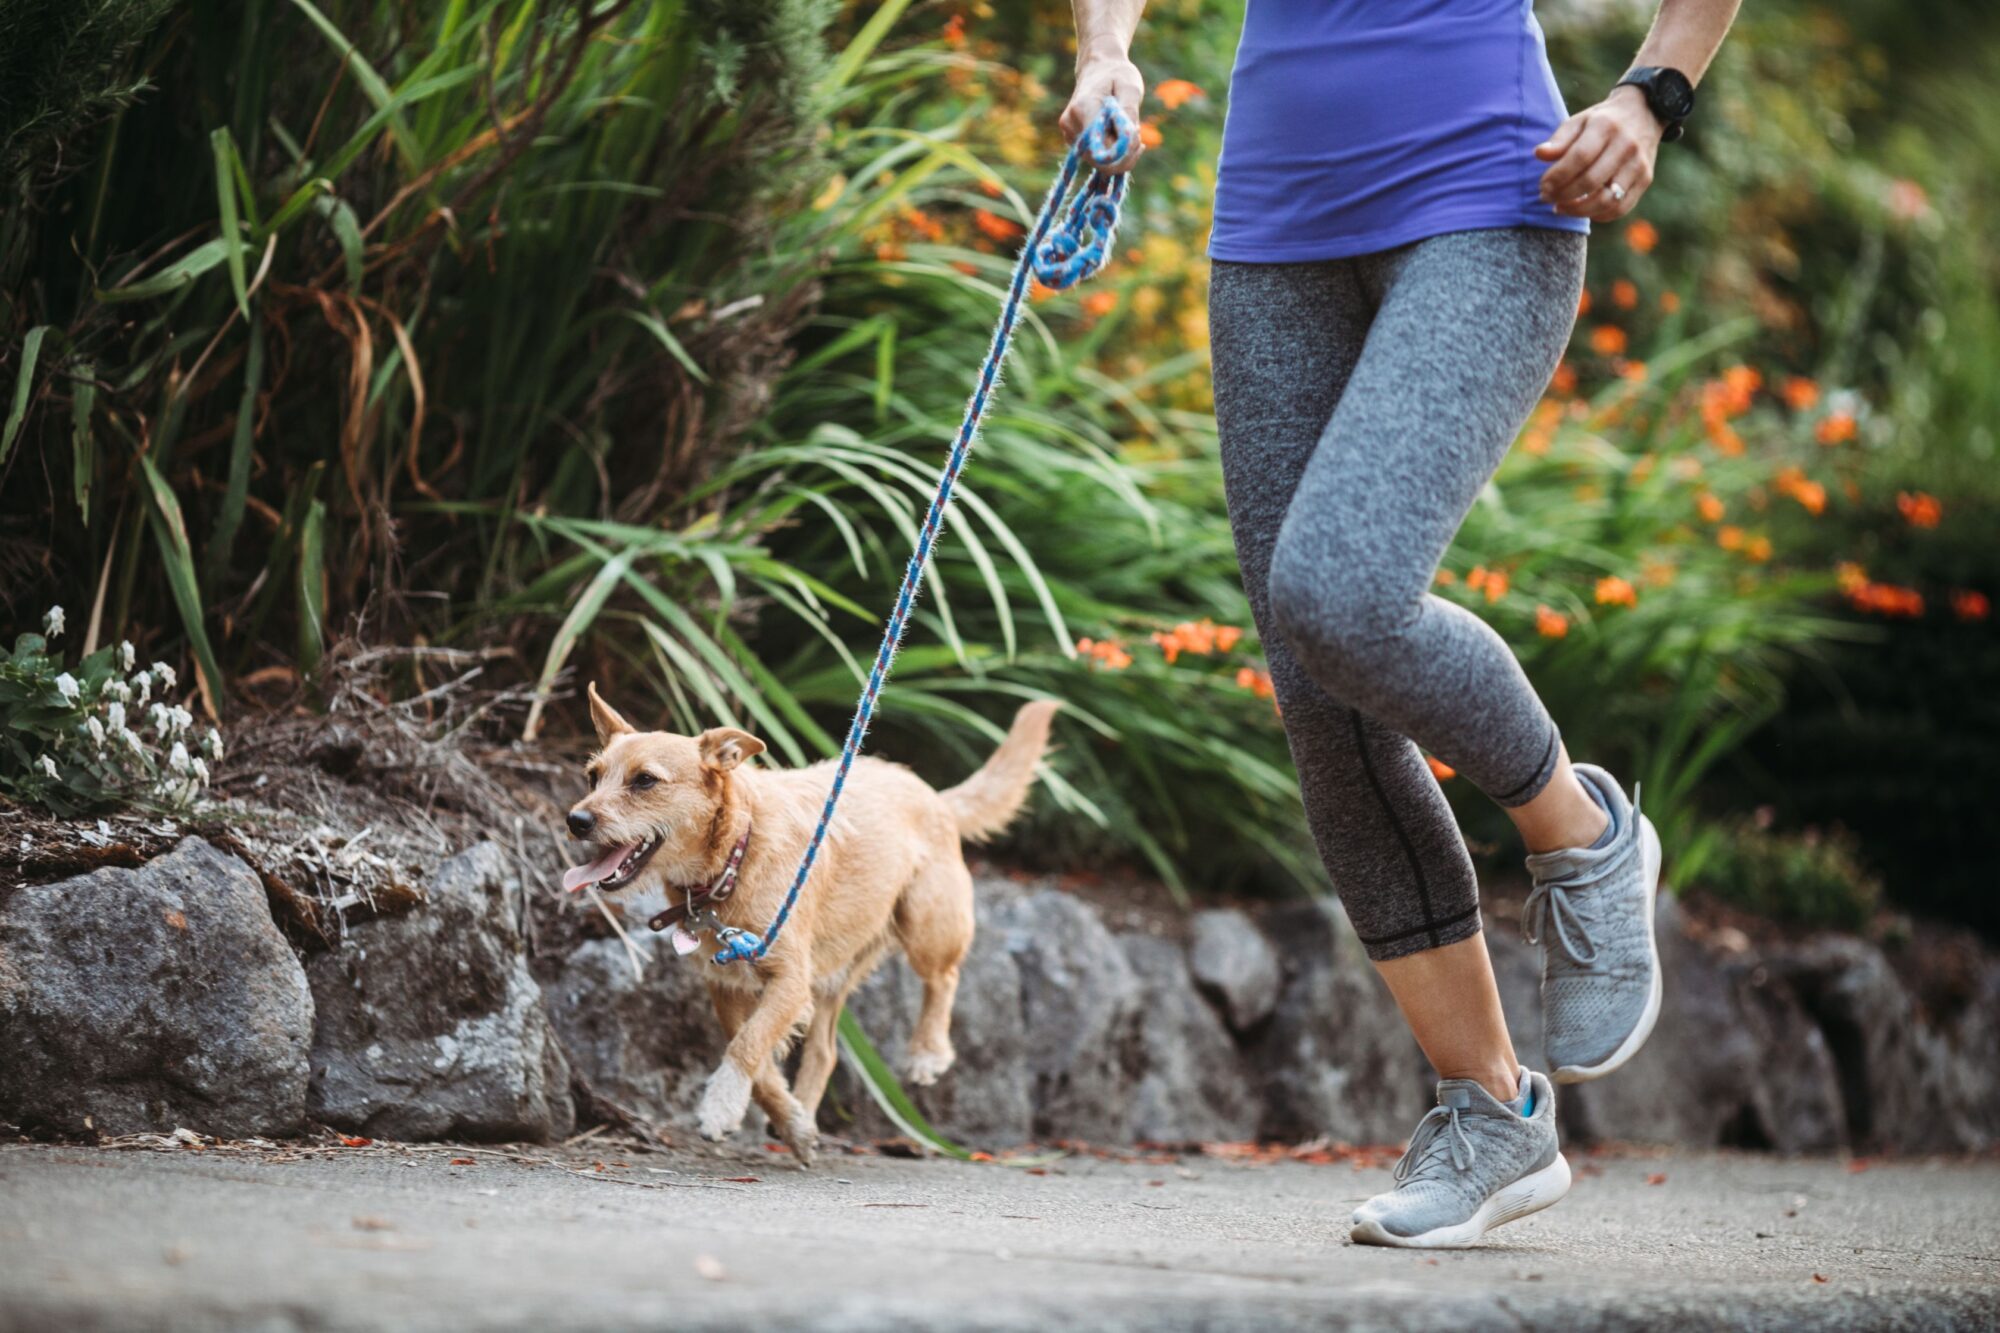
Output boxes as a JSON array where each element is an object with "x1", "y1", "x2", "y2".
[
  {"x1": 587, "y1": 682, "x2": 635, "y2": 746},
  {"x1": 698, "y1": 727, "x2": 766, "y2": 773}
]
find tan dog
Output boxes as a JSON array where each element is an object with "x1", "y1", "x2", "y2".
[{"x1": 563, "y1": 683, "x2": 1058, "y2": 1164}]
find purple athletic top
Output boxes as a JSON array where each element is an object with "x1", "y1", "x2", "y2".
[{"x1": 1209, "y1": 0, "x2": 1590, "y2": 262}]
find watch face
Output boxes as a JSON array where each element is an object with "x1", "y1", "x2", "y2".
[{"x1": 1652, "y1": 69, "x2": 1696, "y2": 120}]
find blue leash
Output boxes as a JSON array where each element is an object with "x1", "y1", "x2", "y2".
[{"x1": 702, "y1": 99, "x2": 1136, "y2": 968}]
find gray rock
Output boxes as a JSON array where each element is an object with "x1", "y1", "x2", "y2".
[
  {"x1": 1119, "y1": 933, "x2": 1259, "y2": 1143},
  {"x1": 306, "y1": 843, "x2": 573, "y2": 1141},
  {"x1": 1188, "y1": 909, "x2": 1281, "y2": 1033},
  {"x1": 1772, "y1": 936, "x2": 1985, "y2": 1153},
  {"x1": 986, "y1": 885, "x2": 1145, "y2": 1142},
  {"x1": 1248, "y1": 899, "x2": 1429, "y2": 1144},
  {"x1": 0, "y1": 837, "x2": 313, "y2": 1138},
  {"x1": 539, "y1": 937, "x2": 725, "y2": 1132}
]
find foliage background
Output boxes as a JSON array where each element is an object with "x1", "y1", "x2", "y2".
[{"x1": 1, "y1": 0, "x2": 1993, "y2": 934}]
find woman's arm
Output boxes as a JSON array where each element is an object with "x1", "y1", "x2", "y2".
[
  {"x1": 1059, "y1": 0, "x2": 1147, "y2": 172},
  {"x1": 1536, "y1": 0, "x2": 1743, "y2": 221}
]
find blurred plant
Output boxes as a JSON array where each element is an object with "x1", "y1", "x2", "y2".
[
  {"x1": 0, "y1": 607, "x2": 221, "y2": 816},
  {"x1": 1682, "y1": 810, "x2": 1882, "y2": 932}
]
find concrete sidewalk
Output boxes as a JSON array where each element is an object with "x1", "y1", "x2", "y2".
[{"x1": 1, "y1": 1141, "x2": 1994, "y2": 1331}]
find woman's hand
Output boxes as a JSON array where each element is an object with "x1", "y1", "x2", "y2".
[
  {"x1": 1060, "y1": 58, "x2": 1145, "y2": 173},
  {"x1": 1534, "y1": 85, "x2": 1663, "y2": 221}
]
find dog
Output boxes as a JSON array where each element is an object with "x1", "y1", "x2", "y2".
[{"x1": 563, "y1": 683, "x2": 1058, "y2": 1165}]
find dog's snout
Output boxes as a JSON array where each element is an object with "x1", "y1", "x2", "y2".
[{"x1": 567, "y1": 808, "x2": 596, "y2": 839}]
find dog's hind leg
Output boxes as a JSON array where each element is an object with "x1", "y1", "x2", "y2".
[
  {"x1": 708, "y1": 982, "x2": 818, "y2": 1166},
  {"x1": 794, "y1": 938, "x2": 892, "y2": 1124},
  {"x1": 895, "y1": 857, "x2": 974, "y2": 1086}
]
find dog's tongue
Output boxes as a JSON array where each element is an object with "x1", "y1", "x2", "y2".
[{"x1": 562, "y1": 844, "x2": 636, "y2": 894}]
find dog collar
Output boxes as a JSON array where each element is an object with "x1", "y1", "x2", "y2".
[{"x1": 647, "y1": 821, "x2": 751, "y2": 934}]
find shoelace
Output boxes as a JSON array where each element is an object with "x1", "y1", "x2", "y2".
[
  {"x1": 1522, "y1": 783, "x2": 1644, "y2": 967},
  {"x1": 1392, "y1": 1104, "x2": 1478, "y2": 1183}
]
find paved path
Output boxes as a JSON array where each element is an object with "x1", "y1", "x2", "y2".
[{"x1": 2, "y1": 1142, "x2": 1995, "y2": 1330}]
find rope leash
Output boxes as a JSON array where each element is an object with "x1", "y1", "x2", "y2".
[{"x1": 697, "y1": 99, "x2": 1136, "y2": 968}]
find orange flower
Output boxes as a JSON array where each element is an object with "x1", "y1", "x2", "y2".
[
  {"x1": 1816, "y1": 412, "x2": 1856, "y2": 445},
  {"x1": 1076, "y1": 636, "x2": 1133, "y2": 670},
  {"x1": 1435, "y1": 568, "x2": 1458, "y2": 586},
  {"x1": 1425, "y1": 754, "x2": 1457, "y2": 781},
  {"x1": 1081, "y1": 289, "x2": 1118, "y2": 317},
  {"x1": 1617, "y1": 359, "x2": 1648, "y2": 382},
  {"x1": 1589, "y1": 324, "x2": 1627, "y2": 357},
  {"x1": 1215, "y1": 624, "x2": 1244, "y2": 651},
  {"x1": 1897, "y1": 490, "x2": 1942, "y2": 529},
  {"x1": 1028, "y1": 276, "x2": 1056, "y2": 303},
  {"x1": 1835, "y1": 561, "x2": 1869, "y2": 594},
  {"x1": 1745, "y1": 535, "x2": 1773, "y2": 562},
  {"x1": 1696, "y1": 491, "x2": 1725, "y2": 523},
  {"x1": 1550, "y1": 360, "x2": 1577, "y2": 395},
  {"x1": 1535, "y1": 605, "x2": 1570, "y2": 639},
  {"x1": 903, "y1": 206, "x2": 945, "y2": 242},
  {"x1": 1951, "y1": 589, "x2": 1990, "y2": 622},
  {"x1": 950, "y1": 259, "x2": 978, "y2": 276},
  {"x1": 1611, "y1": 278, "x2": 1639, "y2": 310},
  {"x1": 1659, "y1": 290, "x2": 1682, "y2": 313},
  {"x1": 875, "y1": 241, "x2": 906, "y2": 263},
  {"x1": 942, "y1": 13, "x2": 966, "y2": 47},
  {"x1": 1625, "y1": 219, "x2": 1659, "y2": 253},
  {"x1": 1577, "y1": 289, "x2": 1592, "y2": 317},
  {"x1": 1235, "y1": 666, "x2": 1275, "y2": 698},
  {"x1": 1154, "y1": 79, "x2": 1204, "y2": 110},
  {"x1": 1139, "y1": 119, "x2": 1164, "y2": 149},
  {"x1": 1717, "y1": 525, "x2": 1745, "y2": 551},
  {"x1": 1640, "y1": 556, "x2": 1678, "y2": 588},
  {"x1": 1483, "y1": 569, "x2": 1510, "y2": 603},
  {"x1": 1465, "y1": 566, "x2": 1489, "y2": 592},
  {"x1": 973, "y1": 210, "x2": 1022, "y2": 243},
  {"x1": 1151, "y1": 617, "x2": 1237, "y2": 661},
  {"x1": 1780, "y1": 376, "x2": 1821, "y2": 411},
  {"x1": 1848, "y1": 582, "x2": 1924, "y2": 618},
  {"x1": 1723, "y1": 365, "x2": 1763, "y2": 400},
  {"x1": 1595, "y1": 575, "x2": 1638, "y2": 607}
]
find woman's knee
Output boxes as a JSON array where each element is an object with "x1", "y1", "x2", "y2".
[{"x1": 1266, "y1": 529, "x2": 1411, "y2": 681}]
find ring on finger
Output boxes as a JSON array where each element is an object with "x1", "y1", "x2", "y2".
[{"x1": 1608, "y1": 181, "x2": 1627, "y2": 203}]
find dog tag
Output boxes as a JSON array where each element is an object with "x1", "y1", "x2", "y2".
[{"x1": 671, "y1": 927, "x2": 703, "y2": 956}]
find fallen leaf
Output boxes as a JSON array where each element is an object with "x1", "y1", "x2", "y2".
[
  {"x1": 722, "y1": 1176, "x2": 761, "y2": 1184},
  {"x1": 1646, "y1": 1173, "x2": 1667, "y2": 1186},
  {"x1": 1812, "y1": 1274, "x2": 1829, "y2": 1284},
  {"x1": 450, "y1": 1157, "x2": 475, "y2": 1166},
  {"x1": 352, "y1": 1216, "x2": 394, "y2": 1232},
  {"x1": 1026, "y1": 1168, "x2": 1049, "y2": 1177},
  {"x1": 338, "y1": 1135, "x2": 372, "y2": 1148},
  {"x1": 1845, "y1": 1158, "x2": 1873, "y2": 1174}
]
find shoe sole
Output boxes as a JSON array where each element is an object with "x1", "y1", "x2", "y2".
[
  {"x1": 1349, "y1": 1155, "x2": 1572, "y2": 1249},
  {"x1": 1553, "y1": 814, "x2": 1664, "y2": 1085}
]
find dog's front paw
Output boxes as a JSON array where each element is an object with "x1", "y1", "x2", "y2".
[
  {"x1": 781, "y1": 1112, "x2": 819, "y2": 1168},
  {"x1": 696, "y1": 1062, "x2": 753, "y2": 1142},
  {"x1": 903, "y1": 1044, "x2": 955, "y2": 1087}
]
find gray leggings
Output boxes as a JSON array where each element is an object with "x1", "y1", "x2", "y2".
[{"x1": 1209, "y1": 226, "x2": 1587, "y2": 962}]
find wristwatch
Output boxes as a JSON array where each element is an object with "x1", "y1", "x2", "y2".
[{"x1": 1615, "y1": 66, "x2": 1696, "y2": 142}]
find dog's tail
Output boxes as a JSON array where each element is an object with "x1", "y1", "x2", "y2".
[{"x1": 941, "y1": 699, "x2": 1061, "y2": 843}]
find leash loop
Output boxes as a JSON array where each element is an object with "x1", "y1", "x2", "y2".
[{"x1": 699, "y1": 99, "x2": 1135, "y2": 968}]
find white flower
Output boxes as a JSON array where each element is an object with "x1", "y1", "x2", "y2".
[
  {"x1": 83, "y1": 717, "x2": 106, "y2": 748},
  {"x1": 54, "y1": 672, "x2": 80, "y2": 704},
  {"x1": 118, "y1": 641, "x2": 136, "y2": 671},
  {"x1": 190, "y1": 757, "x2": 210, "y2": 785},
  {"x1": 169, "y1": 705, "x2": 194, "y2": 735},
  {"x1": 43, "y1": 606, "x2": 64, "y2": 638},
  {"x1": 131, "y1": 671, "x2": 151, "y2": 705},
  {"x1": 152, "y1": 662, "x2": 177, "y2": 692},
  {"x1": 103, "y1": 680, "x2": 130, "y2": 703},
  {"x1": 121, "y1": 728, "x2": 146, "y2": 757},
  {"x1": 169, "y1": 741, "x2": 192, "y2": 776},
  {"x1": 106, "y1": 701, "x2": 126, "y2": 731},
  {"x1": 38, "y1": 755, "x2": 58, "y2": 780},
  {"x1": 203, "y1": 729, "x2": 224, "y2": 761}
]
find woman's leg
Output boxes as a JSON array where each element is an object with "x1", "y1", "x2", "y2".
[
  {"x1": 1263, "y1": 227, "x2": 1589, "y2": 827},
  {"x1": 1210, "y1": 257, "x2": 1520, "y2": 1099}
]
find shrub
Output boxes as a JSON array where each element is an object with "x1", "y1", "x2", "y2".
[{"x1": 1684, "y1": 811, "x2": 1883, "y2": 932}]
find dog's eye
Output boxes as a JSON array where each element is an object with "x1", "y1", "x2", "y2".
[{"x1": 629, "y1": 771, "x2": 657, "y2": 790}]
